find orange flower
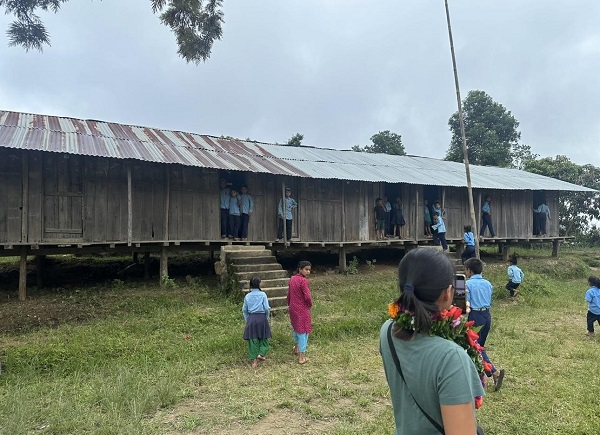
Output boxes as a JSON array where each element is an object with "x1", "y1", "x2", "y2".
[
  {"x1": 439, "y1": 309, "x2": 450, "y2": 320},
  {"x1": 475, "y1": 396, "x2": 483, "y2": 409},
  {"x1": 483, "y1": 361, "x2": 493, "y2": 373},
  {"x1": 388, "y1": 302, "x2": 400, "y2": 319},
  {"x1": 448, "y1": 306, "x2": 462, "y2": 319},
  {"x1": 466, "y1": 329, "x2": 479, "y2": 342}
]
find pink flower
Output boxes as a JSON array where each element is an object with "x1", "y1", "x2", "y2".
[{"x1": 451, "y1": 318, "x2": 461, "y2": 328}]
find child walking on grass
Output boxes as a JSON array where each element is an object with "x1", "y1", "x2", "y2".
[
  {"x1": 242, "y1": 277, "x2": 271, "y2": 368},
  {"x1": 585, "y1": 276, "x2": 600, "y2": 337},
  {"x1": 506, "y1": 254, "x2": 524, "y2": 299},
  {"x1": 287, "y1": 261, "x2": 313, "y2": 364}
]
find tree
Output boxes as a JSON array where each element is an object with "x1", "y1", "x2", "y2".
[
  {"x1": 524, "y1": 155, "x2": 600, "y2": 236},
  {"x1": 285, "y1": 133, "x2": 304, "y2": 147},
  {"x1": 1, "y1": 0, "x2": 224, "y2": 63},
  {"x1": 352, "y1": 130, "x2": 406, "y2": 155},
  {"x1": 445, "y1": 90, "x2": 521, "y2": 167}
]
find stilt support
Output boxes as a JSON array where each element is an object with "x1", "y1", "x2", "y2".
[
  {"x1": 501, "y1": 244, "x2": 510, "y2": 261},
  {"x1": 552, "y1": 240, "x2": 560, "y2": 257},
  {"x1": 338, "y1": 246, "x2": 347, "y2": 274},
  {"x1": 160, "y1": 247, "x2": 169, "y2": 285},
  {"x1": 19, "y1": 246, "x2": 27, "y2": 301}
]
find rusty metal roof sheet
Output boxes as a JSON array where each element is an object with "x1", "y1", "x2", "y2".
[{"x1": 0, "y1": 110, "x2": 594, "y2": 192}]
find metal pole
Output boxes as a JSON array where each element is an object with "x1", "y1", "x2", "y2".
[{"x1": 444, "y1": 0, "x2": 480, "y2": 258}]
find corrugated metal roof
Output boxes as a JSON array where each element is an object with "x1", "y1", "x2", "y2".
[{"x1": 0, "y1": 110, "x2": 594, "y2": 192}]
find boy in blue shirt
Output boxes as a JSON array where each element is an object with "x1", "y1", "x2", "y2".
[
  {"x1": 464, "y1": 258, "x2": 505, "y2": 391},
  {"x1": 219, "y1": 178, "x2": 231, "y2": 238},
  {"x1": 228, "y1": 187, "x2": 242, "y2": 240},
  {"x1": 239, "y1": 185, "x2": 254, "y2": 241},
  {"x1": 276, "y1": 187, "x2": 297, "y2": 242},
  {"x1": 431, "y1": 212, "x2": 448, "y2": 252},
  {"x1": 585, "y1": 276, "x2": 600, "y2": 337},
  {"x1": 479, "y1": 195, "x2": 496, "y2": 239},
  {"x1": 506, "y1": 254, "x2": 524, "y2": 299}
]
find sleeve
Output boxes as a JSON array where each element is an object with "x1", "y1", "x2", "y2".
[
  {"x1": 466, "y1": 282, "x2": 472, "y2": 305},
  {"x1": 585, "y1": 290, "x2": 592, "y2": 303},
  {"x1": 507, "y1": 267, "x2": 514, "y2": 280},
  {"x1": 463, "y1": 233, "x2": 468, "y2": 243},
  {"x1": 520, "y1": 269, "x2": 524, "y2": 281},
  {"x1": 302, "y1": 280, "x2": 313, "y2": 308},
  {"x1": 437, "y1": 347, "x2": 485, "y2": 406},
  {"x1": 292, "y1": 199, "x2": 298, "y2": 209},
  {"x1": 432, "y1": 222, "x2": 440, "y2": 230},
  {"x1": 263, "y1": 293, "x2": 271, "y2": 317},
  {"x1": 242, "y1": 297, "x2": 249, "y2": 321}
]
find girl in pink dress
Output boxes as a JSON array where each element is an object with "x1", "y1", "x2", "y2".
[{"x1": 287, "y1": 261, "x2": 312, "y2": 364}]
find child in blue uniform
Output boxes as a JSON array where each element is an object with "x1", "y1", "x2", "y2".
[
  {"x1": 461, "y1": 225, "x2": 476, "y2": 263},
  {"x1": 276, "y1": 187, "x2": 297, "y2": 242},
  {"x1": 465, "y1": 258, "x2": 505, "y2": 391},
  {"x1": 243, "y1": 277, "x2": 271, "y2": 367},
  {"x1": 431, "y1": 212, "x2": 448, "y2": 252},
  {"x1": 506, "y1": 254, "x2": 524, "y2": 299},
  {"x1": 228, "y1": 187, "x2": 242, "y2": 240},
  {"x1": 585, "y1": 276, "x2": 600, "y2": 337}
]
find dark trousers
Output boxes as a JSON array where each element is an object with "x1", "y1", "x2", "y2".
[
  {"x1": 480, "y1": 213, "x2": 495, "y2": 237},
  {"x1": 461, "y1": 245, "x2": 476, "y2": 263},
  {"x1": 587, "y1": 311, "x2": 600, "y2": 333},
  {"x1": 228, "y1": 214, "x2": 241, "y2": 238},
  {"x1": 433, "y1": 232, "x2": 448, "y2": 251},
  {"x1": 240, "y1": 214, "x2": 250, "y2": 239},
  {"x1": 220, "y1": 208, "x2": 229, "y2": 237},
  {"x1": 468, "y1": 309, "x2": 497, "y2": 376},
  {"x1": 385, "y1": 212, "x2": 391, "y2": 235},
  {"x1": 506, "y1": 281, "x2": 520, "y2": 297},
  {"x1": 538, "y1": 214, "x2": 547, "y2": 235},
  {"x1": 277, "y1": 218, "x2": 292, "y2": 240}
]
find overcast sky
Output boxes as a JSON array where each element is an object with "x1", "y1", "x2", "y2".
[{"x1": 0, "y1": 0, "x2": 598, "y2": 165}]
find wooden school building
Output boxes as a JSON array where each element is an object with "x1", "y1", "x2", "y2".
[{"x1": 0, "y1": 110, "x2": 595, "y2": 298}]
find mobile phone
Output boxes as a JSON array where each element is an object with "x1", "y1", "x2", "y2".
[{"x1": 454, "y1": 273, "x2": 467, "y2": 311}]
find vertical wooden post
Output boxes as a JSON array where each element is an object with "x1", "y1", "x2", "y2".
[
  {"x1": 160, "y1": 247, "x2": 168, "y2": 285},
  {"x1": 19, "y1": 246, "x2": 27, "y2": 301},
  {"x1": 552, "y1": 240, "x2": 560, "y2": 257},
  {"x1": 132, "y1": 252, "x2": 139, "y2": 263},
  {"x1": 143, "y1": 253, "x2": 151, "y2": 280},
  {"x1": 209, "y1": 249, "x2": 215, "y2": 262},
  {"x1": 164, "y1": 166, "x2": 170, "y2": 242},
  {"x1": 341, "y1": 181, "x2": 346, "y2": 242},
  {"x1": 415, "y1": 188, "x2": 419, "y2": 241},
  {"x1": 21, "y1": 152, "x2": 29, "y2": 243},
  {"x1": 35, "y1": 255, "x2": 45, "y2": 289},
  {"x1": 281, "y1": 180, "x2": 287, "y2": 245},
  {"x1": 127, "y1": 162, "x2": 132, "y2": 246},
  {"x1": 502, "y1": 244, "x2": 510, "y2": 261},
  {"x1": 338, "y1": 246, "x2": 347, "y2": 274}
]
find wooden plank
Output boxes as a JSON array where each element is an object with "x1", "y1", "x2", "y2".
[
  {"x1": 127, "y1": 162, "x2": 132, "y2": 245},
  {"x1": 21, "y1": 152, "x2": 29, "y2": 242},
  {"x1": 160, "y1": 246, "x2": 168, "y2": 284},
  {"x1": 164, "y1": 166, "x2": 170, "y2": 241}
]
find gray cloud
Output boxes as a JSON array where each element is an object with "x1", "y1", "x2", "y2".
[{"x1": 1, "y1": 0, "x2": 598, "y2": 165}]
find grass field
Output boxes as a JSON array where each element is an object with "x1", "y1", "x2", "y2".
[{"x1": 1, "y1": 247, "x2": 600, "y2": 434}]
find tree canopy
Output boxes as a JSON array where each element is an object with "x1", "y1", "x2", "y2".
[
  {"x1": 1, "y1": 0, "x2": 224, "y2": 63},
  {"x1": 285, "y1": 133, "x2": 304, "y2": 147},
  {"x1": 446, "y1": 90, "x2": 521, "y2": 167},
  {"x1": 524, "y1": 155, "x2": 600, "y2": 236},
  {"x1": 352, "y1": 130, "x2": 406, "y2": 155}
]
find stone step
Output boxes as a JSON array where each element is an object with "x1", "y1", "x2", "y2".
[
  {"x1": 226, "y1": 250, "x2": 270, "y2": 258},
  {"x1": 232, "y1": 263, "x2": 282, "y2": 273},
  {"x1": 230, "y1": 255, "x2": 278, "y2": 265},
  {"x1": 243, "y1": 286, "x2": 288, "y2": 298},
  {"x1": 235, "y1": 270, "x2": 289, "y2": 281},
  {"x1": 222, "y1": 245, "x2": 266, "y2": 252},
  {"x1": 268, "y1": 296, "x2": 288, "y2": 308},
  {"x1": 239, "y1": 277, "x2": 289, "y2": 289}
]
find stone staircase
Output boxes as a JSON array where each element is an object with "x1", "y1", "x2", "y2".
[{"x1": 219, "y1": 245, "x2": 289, "y2": 309}]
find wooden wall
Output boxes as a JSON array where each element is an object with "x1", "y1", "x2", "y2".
[{"x1": 0, "y1": 148, "x2": 570, "y2": 246}]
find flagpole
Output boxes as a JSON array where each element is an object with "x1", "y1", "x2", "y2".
[{"x1": 443, "y1": 0, "x2": 480, "y2": 258}]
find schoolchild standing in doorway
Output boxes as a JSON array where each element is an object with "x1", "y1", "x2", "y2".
[
  {"x1": 239, "y1": 185, "x2": 254, "y2": 241},
  {"x1": 276, "y1": 187, "x2": 297, "y2": 242},
  {"x1": 480, "y1": 195, "x2": 496, "y2": 239},
  {"x1": 228, "y1": 187, "x2": 242, "y2": 240},
  {"x1": 219, "y1": 178, "x2": 231, "y2": 238}
]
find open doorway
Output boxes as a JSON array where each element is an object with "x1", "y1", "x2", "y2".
[
  {"x1": 532, "y1": 191, "x2": 547, "y2": 236},
  {"x1": 384, "y1": 183, "x2": 405, "y2": 238}
]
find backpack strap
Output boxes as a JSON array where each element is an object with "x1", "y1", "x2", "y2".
[{"x1": 387, "y1": 322, "x2": 445, "y2": 434}]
